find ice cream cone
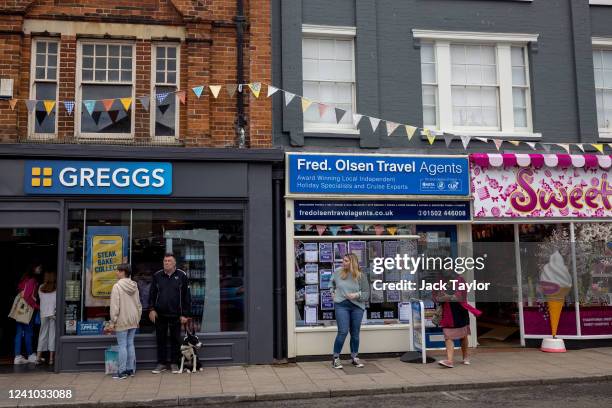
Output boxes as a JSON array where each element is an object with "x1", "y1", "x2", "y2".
[{"x1": 546, "y1": 286, "x2": 571, "y2": 337}]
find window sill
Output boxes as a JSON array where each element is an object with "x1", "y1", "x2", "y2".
[
  {"x1": 27, "y1": 134, "x2": 57, "y2": 141},
  {"x1": 77, "y1": 133, "x2": 134, "y2": 140},
  {"x1": 425, "y1": 129, "x2": 542, "y2": 139},
  {"x1": 598, "y1": 131, "x2": 612, "y2": 139},
  {"x1": 304, "y1": 127, "x2": 360, "y2": 135}
]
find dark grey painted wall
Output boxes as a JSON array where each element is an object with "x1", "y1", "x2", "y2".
[{"x1": 273, "y1": 0, "x2": 603, "y2": 152}]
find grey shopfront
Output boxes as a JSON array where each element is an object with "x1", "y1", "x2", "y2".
[{"x1": 0, "y1": 144, "x2": 282, "y2": 372}]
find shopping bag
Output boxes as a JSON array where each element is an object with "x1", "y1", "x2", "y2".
[
  {"x1": 8, "y1": 294, "x2": 34, "y2": 324},
  {"x1": 104, "y1": 346, "x2": 119, "y2": 375}
]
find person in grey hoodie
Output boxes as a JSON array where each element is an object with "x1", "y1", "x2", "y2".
[{"x1": 110, "y1": 264, "x2": 142, "y2": 379}]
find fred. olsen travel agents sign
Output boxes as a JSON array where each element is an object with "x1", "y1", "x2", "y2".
[
  {"x1": 287, "y1": 153, "x2": 469, "y2": 196},
  {"x1": 24, "y1": 161, "x2": 172, "y2": 195}
]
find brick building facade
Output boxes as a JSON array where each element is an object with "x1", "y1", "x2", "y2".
[{"x1": 0, "y1": 0, "x2": 272, "y2": 148}]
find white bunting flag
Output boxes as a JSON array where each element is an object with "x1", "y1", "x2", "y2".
[
  {"x1": 352, "y1": 113, "x2": 363, "y2": 126},
  {"x1": 284, "y1": 91, "x2": 296, "y2": 106},
  {"x1": 558, "y1": 143, "x2": 571, "y2": 154},
  {"x1": 209, "y1": 85, "x2": 222, "y2": 98},
  {"x1": 368, "y1": 117, "x2": 381, "y2": 132},
  {"x1": 526, "y1": 142, "x2": 537, "y2": 150},
  {"x1": 444, "y1": 135, "x2": 454, "y2": 147},
  {"x1": 460, "y1": 135, "x2": 471, "y2": 149},
  {"x1": 475, "y1": 137, "x2": 489, "y2": 144},
  {"x1": 576, "y1": 143, "x2": 585, "y2": 152},
  {"x1": 267, "y1": 85, "x2": 279, "y2": 97},
  {"x1": 493, "y1": 139, "x2": 504, "y2": 151},
  {"x1": 386, "y1": 121, "x2": 400, "y2": 135}
]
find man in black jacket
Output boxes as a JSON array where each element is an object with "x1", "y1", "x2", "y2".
[{"x1": 149, "y1": 253, "x2": 191, "y2": 374}]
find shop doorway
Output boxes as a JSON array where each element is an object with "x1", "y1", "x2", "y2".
[
  {"x1": 0, "y1": 228, "x2": 58, "y2": 369},
  {"x1": 472, "y1": 225, "x2": 521, "y2": 347}
]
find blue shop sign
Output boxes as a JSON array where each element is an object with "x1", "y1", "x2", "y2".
[
  {"x1": 294, "y1": 201, "x2": 471, "y2": 222},
  {"x1": 287, "y1": 153, "x2": 469, "y2": 196},
  {"x1": 24, "y1": 160, "x2": 172, "y2": 195}
]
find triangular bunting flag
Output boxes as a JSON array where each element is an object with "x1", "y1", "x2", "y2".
[
  {"x1": 91, "y1": 111, "x2": 102, "y2": 126},
  {"x1": 369, "y1": 117, "x2": 381, "y2": 132},
  {"x1": 192, "y1": 86, "x2": 204, "y2": 98},
  {"x1": 386, "y1": 121, "x2": 400, "y2": 136},
  {"x1": 35, "y1": 110, "x2": 47, "y2": 125},
  {"x1": 156, "y1": 92, "x2": 169, "y2": 105},
  {"x1": 304, "y1": 224, "x2": 313, "y2": 231},
  {"x1": 83, "y1": 100, "x2": 96, "y2": 116},
  {"x1": 102, "y1": 99, "x2": 114, "y2": 112},
  {"x1": 209, "y1": 85, "x2": 222, "y2": 98},
  {"x1": 316, "y1": 225, "x2": 327, "y2": 236},
  {"x1": 386, "y1": 227, "x2": 397, "y2": 236},
  {"x1": 119, "y1": 98, "x2": 132, "y2": 112},
  {"x1": 301, "y1": 98, "x2": 313, "y2": 112},
  {"x1": 334, "y1": 108, "x2": 346, "y2": 123},
  {"x1": 63, "y1": 101, "x2": 75, "y2": 115},
  {"x1": 158, "y1": 104, "x2": 170, "y2": 115},
  {"x1": 475, "y1": 137, "x2": 489, "y2": 144},
  {"x1": 248, "y1": 82, "x2": 262, "y2": 98},
  {"x1": 352, "y1": 113, "x2": 363, "y2": 126},
  {"x1": 329, "y1": 226, "x2": 340, "y2": 236},
  {"x1": 294, "y1": 224, "x2": 303, "y2": 231},
  {"x1": 509, "y1": 140, "x2": 521, "y2": 147},
  {"x1": 608, "y1": 143, "x2": 612, "y2": 150},
  {"x1": 43, "y1": 100, "x2": 55, "y2": 115},
  {"x1": 267, "y1": 85, "x2": 279, "y2": 97},
  {"x1": 405, "y1": 125, "x2": 417, "y2": 140},
  {"x1": 9, "y1": 99, "x2": 17, "y2": 110},
  {"x1": 576, "y1": 143, "x2": 585, "y2": 152},
  {"x1": 526, "y1": 142, "x2": 537, "y2": 150},
  {"x1": 374, "y1": 225, "x2": 385, "y2": 236},
  {"x1": 318, "y1": 103, "x2": 329, "y2": 117},
  {"x1": 444, "y1": 134, "x2": 454, "y2": 147},
  {"x1": 177, "y1": 91, "x2": 186, "y2": 104},
  {"x1": 493, "y1": 139, "x2": 504, "y2": 150},
  {"x1": 138, "y1": 96, "x2": 150, "y2": 111},
  {"x1": 108, "y1": 110, "x2": 120, "y2": 123},
  {"x1": 460, "y1": 135, "x2": 471, "y2": 149},
  {"x1": 353, "y1": 225, "x2": 363, "y2": 232},
  {"x1": 425, "y1": 129, "x2": 436, "y2": 145},
  {"x1": 558, "y1": 143, "x2": 571, "y2": 154},
  {"x1": 284, "y1": 91, "x2": 296, "y2": 106},
  {"x1": 226, "y1": 84, "x2": 238, "y2": 97},
  {"x1": 592, "y1": 143, "x2": 604, "y2": 154},
  {"x1": 542, "y1": 144, "x2": 552, "y2": 153},
  {"x1": 25, "y1": 100, "x2": 36, "y2": 113}
]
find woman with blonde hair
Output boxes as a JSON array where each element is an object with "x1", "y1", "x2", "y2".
[{"x1": 330, "y1": 253, "x2": 370, "y2": 369}]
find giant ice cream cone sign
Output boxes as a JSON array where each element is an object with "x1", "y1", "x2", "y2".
[{"x1": 539, "y1": 251, "x2": 572, "y2": 337}]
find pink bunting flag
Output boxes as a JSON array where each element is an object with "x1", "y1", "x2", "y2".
[
  {"x1": 374, "y1": 225, "x2": 385, "y2": 236},
  {"x1": 318, "y1": 103, "x2": 329, "y2": 117},
  {"x1": 493, "y1": 139, "x2": 504, "y2": 151},
  {"x1": 316, "y1": 225, "x2": 327, "y2": 236}
]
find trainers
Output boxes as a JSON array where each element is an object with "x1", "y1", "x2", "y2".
[
  {"x1": 151, "y1": 364, "x2": 166, "y2": 374},
  {"x1": 332, "y1": 358, "x2": 343, "y2": 369},
  {"x1": 351, "y1": 358, "x2": 364, "y2": 368},
  {"x1": 112, "y1": 372, "x2": 128, "y2": 380},
  {"x1": 14, "y1": 356, "x2": 27, "y2": 365},
  {"x1": 438, "y1": 360, "x2": 454, "y2": 368},
  {"x1": 126, "y1": 369, "x2": 135, "y2": 377},
  {"x1": 171, "y1": 364, "x2": 180, "y2": 373},
  {"x1": 27, "y1": 354, "x2": 37, "y2": 363}
]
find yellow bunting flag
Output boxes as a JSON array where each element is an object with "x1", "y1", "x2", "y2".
[
  {"x1": 8, "y1": 99, "x2": 17, "y2": 110},
  {"x1": 592, "y1": 143, "x2": 604, "y2": 154},
  {"x1": 405, "y1": 125, "x2": 417, "y2": 140},
  {"x1": 248, "y1": 82, "x2": 262, "y2": 98},
  {"x1": 425, "y1": 129, "x2": 435, "y2": 145},
  {"x1": 43, "y1": 100, "x2": 55, "y2": 114},
  {"x1": 119, "y1": 97, "x2": 132, "y2": 112},
  {"x1": 209, "y1": 85, "x2": 222, "y2": 98},
  {"x1": 386, "y1": 227, "x2": 397, "y2": 236},
  {"x1": 509, "y1": 140, "x2": 520, "y2": 146},
  {"x1": 301, "y1": 98, "x2": 313, "y2": 112}
]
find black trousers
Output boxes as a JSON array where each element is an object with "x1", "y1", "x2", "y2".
[{"x1": 155, "y1": 315, "x2": 181, "y2": 365}]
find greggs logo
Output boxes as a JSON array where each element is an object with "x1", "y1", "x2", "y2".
[{"x1": 24, "y1": 161, "x2": 172, "y2": 195}]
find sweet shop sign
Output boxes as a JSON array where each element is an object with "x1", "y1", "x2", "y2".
[{"x1": 471, "y1": 164, "x2": 612, "y2": 218}]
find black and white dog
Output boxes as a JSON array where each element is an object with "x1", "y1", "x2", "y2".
[{"x1": 176, "y1": 330, "x2": 203, "y2": 374}]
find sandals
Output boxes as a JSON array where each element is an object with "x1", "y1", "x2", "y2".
[{"x1": 438, "y1": 360, "x2": 454, "y2": 368}]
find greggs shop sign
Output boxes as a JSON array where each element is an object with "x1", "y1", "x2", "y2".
[
  {"x1": 24, "y1": 160, "x2": 172, "y2": 195},
  {"x1": 471, "y1": 154, "x2": 612, "y2": 218}
]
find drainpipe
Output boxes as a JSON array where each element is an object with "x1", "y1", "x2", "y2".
[
  {"x1": 235, "y1": 0, "x2": 247, "y2": 147},
  {"x1": 273, "y1": 177, "x2": 287, "y2": 360}
]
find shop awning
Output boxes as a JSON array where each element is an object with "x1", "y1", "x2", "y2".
[{"x1": 470, "y1": 153, "x2": 612, "y2": 169}]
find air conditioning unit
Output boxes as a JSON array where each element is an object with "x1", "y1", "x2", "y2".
[{"x1": 0, "y1": 78, "x2": 13, "y2": 99}]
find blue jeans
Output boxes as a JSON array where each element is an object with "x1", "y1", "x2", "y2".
[
  {"x1": 333, "y1": 300, "x2": 364, "y2": 358},
  {"x1": 116, "y1": 328, "x2": 136, "y2": 374},
  {"x1": 14, "y1": 322, "x2": 33, "y2": 356}
]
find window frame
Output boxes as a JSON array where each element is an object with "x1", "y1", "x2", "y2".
[
  {"x1": 302, "y1": 24, "x2": 358, "y2": 135},
  {"x1": 150, "y1": 43, "x2": 181, "y2": 142},
  {"x1": 413, "y1": 29, "x2": 539, "y2": 139},
  {"x1": 28, "y1": 38, "x2": 60, "y2": 140},
  {"x1": 592, "y1": 38, "x2": 612, "y2": 139},
  {"x1": 75, "y1": 39, "x2": 136, "y2": 140}
]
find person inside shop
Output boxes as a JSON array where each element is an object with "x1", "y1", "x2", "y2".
[
  {"x1": 109, "y1": 264, "x2": 142, "y2": 379},
  {"x1": 36, "y1": 271, "x2": 57, "y2": 366},
  {"x1": 434, "y1": 271, "x2": 482, "y2": 368},
  {"x1": 330, "y1": 253, "x2": 370, "y2": 369},
  {"x1": 148, "y1": 253, "x2": 192, "y2": 374},
  {"x1": 13, "y1": 266, "x2": 39, "y2": 365}
]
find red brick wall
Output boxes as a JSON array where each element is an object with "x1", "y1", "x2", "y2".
[{"x1": 0, "y1": 0, "x2": 272, "y2": 148}]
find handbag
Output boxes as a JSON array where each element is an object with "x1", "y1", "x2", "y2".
[
  {"x1": 104, "y1": 346, "x2": 119, "y2": 375},
  {"x1": 431, "y1": 304, "x2": 443, "y2": 327},
  {"x1": 8, "y1": 294, "x2": 34, "y2": 324}
]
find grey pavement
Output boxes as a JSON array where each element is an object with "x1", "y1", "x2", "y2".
[{"x1": 2, "y1": 347, "x2": 612, "y2": 407}]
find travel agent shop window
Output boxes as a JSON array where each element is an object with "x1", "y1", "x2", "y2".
[
  {"x1": 414, "y1": 30, "x2": 538, "y2": 137},
  {"x1": 29, "y1": 39, "x2": 59, "y2": 139},
  {"x1": 64, "y1": 209, "x2": 244, "y2": 336},
  {"x1": 76, "y1": 41, "x2": 135, "y2": 138}
]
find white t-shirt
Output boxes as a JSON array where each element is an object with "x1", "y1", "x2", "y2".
[{"x1": 38, "y1": 289, "x2": 56, "y2": 318}]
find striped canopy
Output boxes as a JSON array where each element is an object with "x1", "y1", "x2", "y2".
[{"x1": 470, "y1": 153, "x2": 612, "y2": 169}]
